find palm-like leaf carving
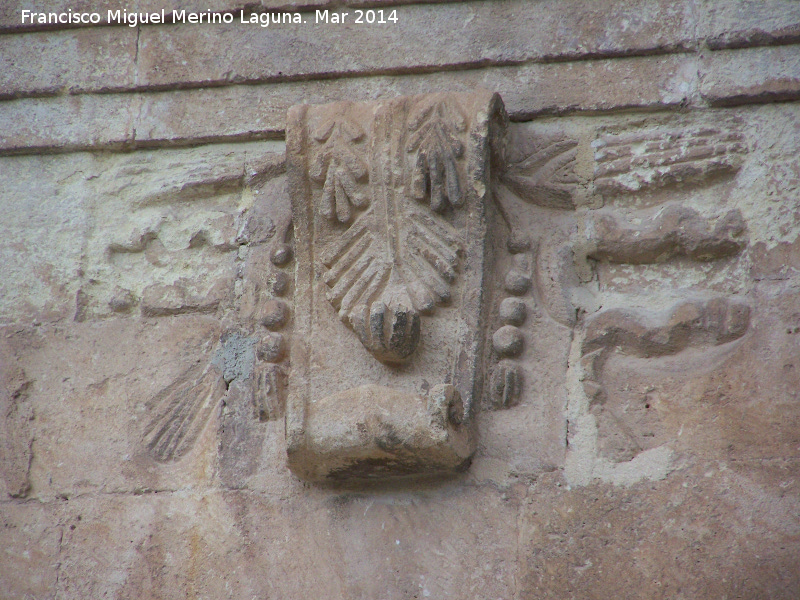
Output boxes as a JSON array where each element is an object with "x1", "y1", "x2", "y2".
[
  {"x1": 143, "y1": 363, "x2": 226, "y2": 462},
  {"x1": 321, "y1": 208, "x2": 463, "y2": 363},
  {"x1": 407, "y1": 96, "x2": 468, "y2": 212},
  {"x1": 309, "y1": 116, "x2": 369, "y2": 224},
  {"x1": 501, "y1": 135, "x2": 580, "y2": 210},
  {"x1": 306, "y1": 96, "x2": 472, "y2": 364}
]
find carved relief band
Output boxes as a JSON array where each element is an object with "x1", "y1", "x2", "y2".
[{"x1": 286, "y1": 90, "x2": 506, "y2": 482}]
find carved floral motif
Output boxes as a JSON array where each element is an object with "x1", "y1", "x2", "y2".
[
  {"x1": 406, "y1": 95, "x2": 468, "y2": 212},
  {"x1": 286, "y1": 90, "x2": 505, "y2": 481},
  {"x1": 308, "y1": 112, "x2": 369, "y2": 224},
  {"x1": 305, "y1": 94, "x2": 475, "y2": 364}
]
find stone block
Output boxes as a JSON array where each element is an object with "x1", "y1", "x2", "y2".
[
  {"x1": 285, "y1": 90, "x2": 506, "y2": 481},
  {"x1": 700, "y1": 45, "x2": 800, "y2": 106},
  {"x1": 0, "y1": 141, "x2": 284, "y2": 322},
  {"x1": 8, "y1": 53, "x2": 696, "y2": 155},
  {"x1": 53, "y1": 491, "x2": 245, "y2": 600},
  {"x1": 0, "y1": 338, "x2": 33, "y2": 498},
  {"x1": 519, "y1": 469, "x2": 800, "y2": 599},
  {"x1": 0, "y1": 27, "x2": 137, "y2": 99},
  {"x1": 218, "y1": 485, "x2": 519, "y2": 599},
  {"x1": 0, "y1": 94, "x2": 137, "y2": 154},
  {"x1": 0, "y1": 152, "x2": 92, "y2": 323},
  {"x1": 136, "y1": 0, "x2": 693, "y2": 90},
  {"x1": 137, "y1": 52, "x2": 697, "y2": 138},
  {"x1": 16, "y1": 316, "x2": 224, "y2": 500},
  {"x1": 2, "y1": 1, "x2": 692, "y2": 97},
  {"x1": 699, "y1": 0, "x2": 800, "y2": 49},
  {"x1": 0, "y1": 501, "x2": 62, "y2": 599}
]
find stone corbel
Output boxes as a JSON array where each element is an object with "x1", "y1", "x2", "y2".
[{"x1": 285, "y1": 90, "x2": 507, "y2": 482}]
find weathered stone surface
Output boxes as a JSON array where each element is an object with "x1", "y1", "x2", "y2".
[
  {"x1": 499, "y1": 297, "x2": 527, "y2": 325},
  {"x1": 134, "y1": 53, "x2": 697, "y2": 146},
  {"x1": 53, "y1": 492, "x2": 246, "y2": 599},
  {"x1": 0, "y1": 27, "x2": 137, "y2": 99},
  {"x1": 489, "y1": 360, "x2": 523, "y2": 409},
  {"x1": 504, "y1": 268, "x2": 532, "y2": 295},
  {"x1": 648, "y1": 286, "x2": 800, "y2": 464},
  {"x1": 501, "y1": 133, "x2": 581, "y2": 209},
  {"x1": 0, "y1": 501, "x2": 62, "y2": 599},
  {"x1": 519, "y1": 468, "x2": 800, "y2": 599},
  {"x1": 270, "y1": 242, "x2": 293, "y2": 265},
  {"x1": 700, "y1": 45, "x2": 800, "y2": 106},
  {"x1": 3, "y1": 0, "x2": 693, "y2": 97},
  {"x1": 12, "y1": 316, "x2": 225, "y2": 500},
  {"x1": 142, "y1": 361, "x2": 227, "y2": 462},
  {"x1": 229, "y1": 485, "x2": 521, "y2": 599},
  {"x1": 0, "y1": 141, "x2": 284, "y2": 325},
  {"x1": 0, "y1": 153, "x2": 91, "y2": 323},
  {"x1": 6, "y1": 0, "x2": 797, "y2": 104},
  {"x1": 141, "y1": 279, "x2": 232, "y2": 316},
  {"x1": 492, "y1": 324, "x2": 525, "y2": 357},
  {"x1": 258, "y1": 298, "x2": 290, "y2": 329},
  {"x1": 0, "y1": 94, "x2": 138, "y2": 154},
  {"x1": 46, "y1": 483, "x2": 519, "y2": 599},
  {"x1": 592, "y1": 126, "x2": 746, "y2": 196},
  {"x1": 0, "y1": 337, "x2": 33, "y2": 498},
  {"x1": 289, "y1": 384, "x2": 473, "y2": 481},
  {"x1": 136, "y1": 0, "x2": 693, "y2": 90},
  {"x1": 473, "y1": 192, "x2": 574, "y2": 479},
  {"x1": 578, "y1": 297, "x2": 752, "y2": 462},
  {"x1": 256, "y1": 331, "x2": 285, "y2": 362},
  {"x1": 699, "y1": 0, "x2": 800, "y2": 49},
  {"x1": 1, "y1": 53, "x2": 698, "y2": 155}
]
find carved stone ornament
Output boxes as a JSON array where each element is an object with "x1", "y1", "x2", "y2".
[{"x1": 286, "y1": 90, "x2": 507, "y2": 482}]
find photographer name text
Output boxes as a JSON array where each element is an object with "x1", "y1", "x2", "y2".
[{"x1": 21, "y1": 8, "x2": 399, "y2": 27}]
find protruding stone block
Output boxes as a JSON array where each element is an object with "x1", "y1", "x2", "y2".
[{"x1": 286, "y1": 90, "x2": 506, "y2": 482}]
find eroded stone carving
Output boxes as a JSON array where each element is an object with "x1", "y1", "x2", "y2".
[
  {"x1": 485, "y1": 241, "x2": 535, "y2": 411},
  {"x1": 489, "y1": 360, "x2": 523, "y2": 410},
  {"x1": 286, "y1": 90, "x2": 506, "y2": 482},
  {"x1": 501, "y1": 133, "x2": 580, "y2": 209},
  {"x1": 584, "y1": 204, "x2": 748, "y2": 264},
  {"x1": 567, "y1": 167, "x2": 753, "y2": 467},
  {"x1": 593, "y1": 126, "x2": 746, "y2": 196},
  {"x1": 580, "y1": 297, "x2": 752, "y2": 405},
  {"x1": 298, "y1": 94, "x2": 485, "y2": 364},
  {"x1": 143, "y1": 362, "x2": 226, "y2": 462}
]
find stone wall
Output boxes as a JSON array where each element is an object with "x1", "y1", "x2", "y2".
[{"x1": 2, "y1": 1, "x2": 799, "y2": 598}]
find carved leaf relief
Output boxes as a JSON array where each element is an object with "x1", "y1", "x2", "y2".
[
  {"x1": 406, "y1": 95, "x2": 468, "y2": 212},
  {"x1": 285, "y1": 91, "x2": 503, "y2": 481},
  {"x1": 309, "y1": 114, "x2": 369, "y2": 224},
  {"x1": 143, "y1": 363, "x2": 226, "y2": 462},
  {"x1": 301, "y1": 95, "x2": 474, "y2": 363},
  {"x1": 321, "y1": 206, "x2": 463, "y2": 362},
  {"x1": 501, "y1": 135, "x2": 580, "y2": 210}
]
